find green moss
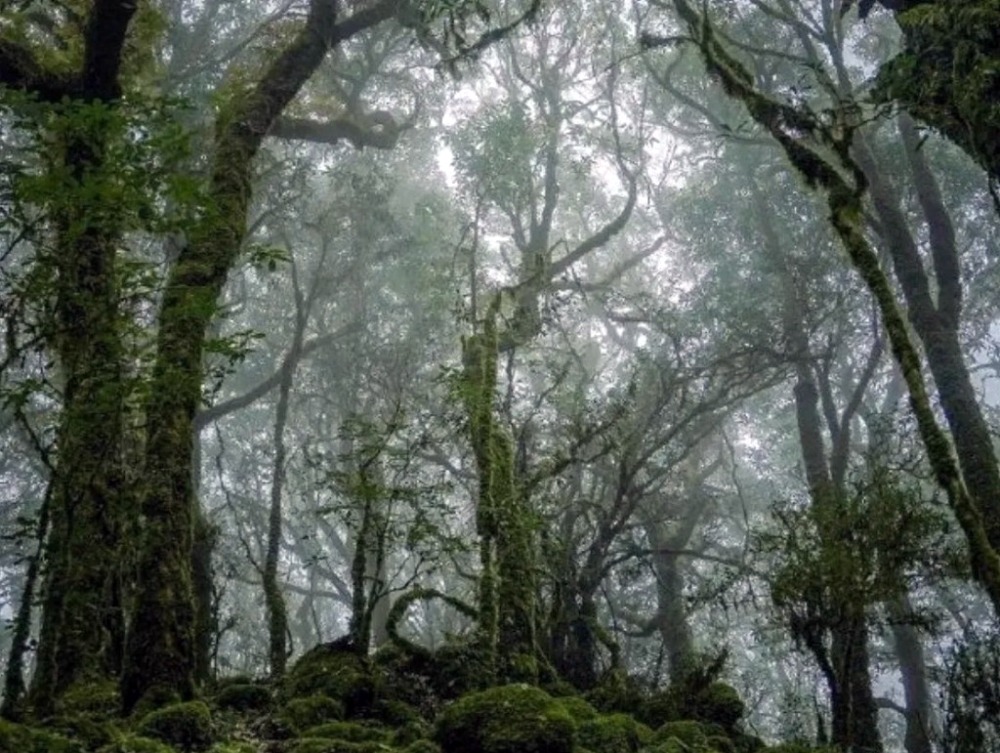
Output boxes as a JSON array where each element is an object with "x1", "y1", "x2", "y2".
[
  {"x1": 0, "y1": 719, "x2": 84, "y2": 753},
  {"x1": 282, "y1": 644, "x2": 379, "y2": 716},
  {"x1": 374, "y1": 699, "x2": 422, "y2": 726},
  {"x1": 96, "y1": 736, "x2": 176, "y2": 753},
  {"x1": 391, "y1": 720, "x2": 431, "y2": 747},
  {"x1": 556, "y1": 695, "x2": 599, "y2": 722},
  {"x1": 58, "y1": 680, "x2": 122, "y2": 719},
  {"x1": 404, "y1": 742, "x2": 441, "y2": 753},
  {"x1": 585, "y1": 670, "x2": 645, "y2": 714},
  {"x1": 45, "y1": 715, "x2": 118, "y2": 749},
  {"x1": 135, "y1": 701, "x2": 213, "y2": 752},
  {"x1": 280, "y1": 695, "x2": 345, "y2": 733},
  {"x1": 214, "y1": 683, "x2": 272, "y2": 712},
  {"x1": 641, "y1": 740, "x2": 690, "y2": 753},
  {"x1": 284, "y1": 740, "x2": 388, "y2": 753},
  {"x1": 577, "y1": 713, "x2": 645, "y2": 753},
  {"x1": 764, "y1": 746, "x2": 839, "y2": 753},
  {"x1": 428, "y1": 640, "x2": 492, "y2": 699},
  {"x1": 206, "y1": 745, "x2": 258, "y2": 753},
  {"x1": 433, "y1": 684, "x2": 576, "y2": 753},
  {"x1": 299, "y1": 721, "x2": 388, "y2": 743},
  {"x1": 653, "y1": 721, "x2": 709, "y2": 748},
  {"x1": 687, "y1": 684, "x2": 744, "y2": 730},
  {"x1": 707, "y1": 735, "x2": 736, "y2": 753}
]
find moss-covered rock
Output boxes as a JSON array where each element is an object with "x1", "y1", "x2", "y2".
[
  {"x1": 707, "y1": 735, "x2": 737, "y2": 753},
  {"x1": 284, "y1": 740, "x2": 388, "y2": 753},
  {"x1": 555, "y1": 695, "x2": 599, "y2": 722},
  {"x1": 390, "y1": 719, "x2": 431, "y2": 747},
  {"x1": 585, "y1": 670, "x2": 646, "y2": 715},
  {"x1": 135, "y1": 701, "x2": 213, "y2": 752},
  {"x1": 282, "y1": 643, "x2": 380, "y2": 717},
  {"x1": 403, "y1": 742, "x2": 440, "y2": 753},
  {"x1": 764, "y1": 745, "x2": 839, "y2": 753},
  {"x1": 686, "y1": 683, "x2": 744, "y2": 730},
  {"x1": 299, "y1": 721, "x2": 388, "y2": 743},
  {"x1": 214, "y1": 683, "x2": 271, "y2": 712},
  {"x1": 433, "y1": 684, "x2": 576, "y2": 753},
  {"x1": 205, "y1": 745, "x2": 257, "y2": 753},
  {"x1": 45, "y1": 714, "x2": 118, "y2": 749},
  {"x1": 0, "y1": 719, "x2": 84, "y2": 753},
  {"x1": 95, "y1": 736, "x2": 176, "y2": 753},
  {"x1": 577, "y1": 713, "x2": 647, "y2": 753},
  {"x1": 652, "y1": 721, "x2": 710, "y2": 748},
  {"x1": 58, "y1": 680, "x2": 122, "y2": 719},
  {"x1": 427, "y1": 640, "x2": 492, "y2": 700},
  {"x1": 279, "y1": 695, "x2": 345, "y2": 733}
]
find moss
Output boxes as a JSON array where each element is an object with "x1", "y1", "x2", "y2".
[
  {"x1": 299, "y1": 721, "x2": 388, "y2": 743},
  {"x1": 555, "y1": 695, "x2": 599, "y2": 722},
  {"x1": 404, "y1": 742, "x2": 441, "y2": 753},
  {"x1": 428, "y1": 640, "x2": 492, "y2": 700},
  {"x1": 58, "y1": 680, "x2": 122, "y2": 719},
  {"x1": 374, "y1": 699, "x2": 422, "y2": 726},
  {"x1": 205, "y1": 745, "x2": 258, "y2": 753},
  {"x1": 707, "y1": 736, "x2": 737, "y2": 753},
  {"x1": 585, "y1": 669, "x2": 646, "y2": 714},
  {"x1": 577, "y1": 713, "x2": 645, "y2": 753},
  {"x1": 764, "y1": 746, "x2": 839, "y2": 753},
  {"x1": 433, "y1": 684, "x2": 576, "y2": 753},
  {"x1": 0, "y1": 719, "x2": 84, "y2": 753},
  {"x1": 390, "y1": 719, "x2": 432, "y2": 747},
  {"x1": 282, "y1": 643, "x2": 379, "y2": 716},
  {"x1": 45, "y1": 714, "x2": 118, "y2": 749},
  {"x1": 95, "y1": 736, "x2": 176, "y2": 753},
  {"x1": 686, "y1": 683, "x2": 744, "y2": 730},
  {"x1": 135, "y1": 701, "x2": 213, "y2": 752},
  {"x1": 284, "y1": 740, "x2": 388, "y2": 753},
  {"x1": 279, "y1": 695, "x2": 345, "y2": 733},
  {"x1": 641, "y1": 740, "x2": 690, "y2": 753},
  {"x1": 653, "y1": 721, "x2": 709, "y2": 748},
  {"x1": 214, "y1": 683, "x2": 272, "y2": 712}
]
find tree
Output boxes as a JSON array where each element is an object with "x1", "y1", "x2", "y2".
[{"x1": 0, "y1": 0, "x2": 541, "y2": 714}]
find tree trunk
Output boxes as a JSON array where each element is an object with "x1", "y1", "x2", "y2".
[
  {"x1": 120, "y1": 0, "x2": 347, "y2": 711},
  {"x1": 888, "y1": 595, "x2": 936, "y2": 753}
]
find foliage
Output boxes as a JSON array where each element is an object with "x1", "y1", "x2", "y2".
[
  {"x1": 135, "y1": 701, "x2": 213, "y2": 753},
  {"x1": 299, "y1": 722, "x2": 389, "y2": 743},
  {"x1": 433, "y1": 684, "x2": 576, "y2": 753}
]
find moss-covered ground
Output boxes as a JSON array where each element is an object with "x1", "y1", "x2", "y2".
[{"x1": 0, "y1": 642, "x2": 836, "y2": 753}]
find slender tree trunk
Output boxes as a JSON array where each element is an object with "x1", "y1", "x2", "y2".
[
  {"x1": 888, "y1": 595, "x2": 936, "y2": 753},
  {"x1": 1, "y1": 483, "x2": 52, "y2": 720}
]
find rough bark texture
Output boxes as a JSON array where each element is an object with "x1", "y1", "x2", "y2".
[{"x1": 120, "y1": 0, "x2": 352, "y2": 712}]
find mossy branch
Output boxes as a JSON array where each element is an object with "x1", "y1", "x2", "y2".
[
  {"x1": 385, "y1": 587, "x2": 478, "y2": 660},
  {"x1": 665, "y1": 0, "x2": 1000, "y2": 614}
]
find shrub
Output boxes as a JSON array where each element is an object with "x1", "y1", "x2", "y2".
[{"x1": 434, "y1": 684, "x2": 576, "y2": 753}]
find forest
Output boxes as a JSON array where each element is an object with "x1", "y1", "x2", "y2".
[{"x1": 1, "y1": 0, "x2": 999, "y2": 752}]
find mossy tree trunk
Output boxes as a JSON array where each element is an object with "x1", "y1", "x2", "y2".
[
  {"x1": 460, "y1": 313, "x2": 538, "y2": 682},
  {"x1": 0, "y1": 0, "x2": 139, "y2": 716},
  {"x1": 120, "y1": 0, "x2": 405, "y2": 712},
  {"x1": 665, "y1": 0, "x2": 1000, "y2": 616}
]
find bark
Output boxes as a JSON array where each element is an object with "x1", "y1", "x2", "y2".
[
  {"x1": 120, "y1": 0, "x2": 379, "y2": 712},
  {"x1": 853, "y1": 119, "x2": 1000, "y2": 553},
  {"x1": 888, "y1": 595, "x2": 936, "y2": 753},
  {"x1": 665, "y1": 0, "x2": 1000, "y2": 615},
  {"x1": 1, "y1": 483, "x2": 51, "y2": 720}
]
